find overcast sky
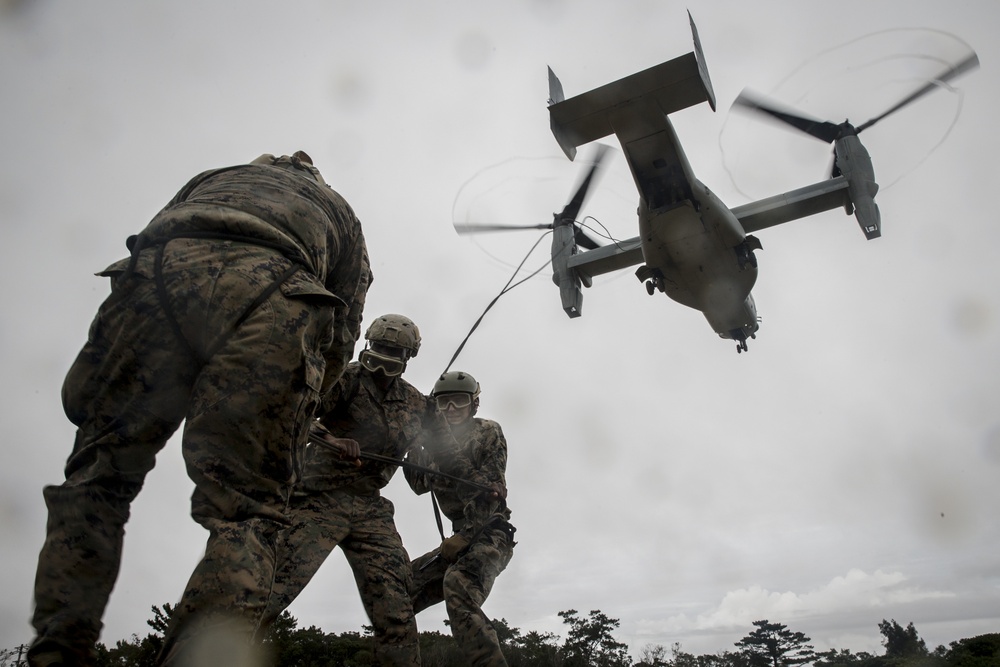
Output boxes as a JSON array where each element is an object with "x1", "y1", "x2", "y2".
[{"x1": 1, "y1": 0, "x2": 997, "y2": 660}]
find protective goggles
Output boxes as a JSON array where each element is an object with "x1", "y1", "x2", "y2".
[
  {"x1": 359, "y1": 349, "x2": 406, "y2": 376},
  {"x1": 435, "y1": 393, "x2": 473, "y2": 410}
]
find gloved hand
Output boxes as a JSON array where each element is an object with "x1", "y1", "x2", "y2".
[
  {"x1": 309, "y1": 422, "x2": 361, "y2": 465},
  {"x1": 407, "y1": 446, "x2": 430, "y2": 467},
  {"x1": 440, "y1": 534, "x2": 470, "y2": 563}
]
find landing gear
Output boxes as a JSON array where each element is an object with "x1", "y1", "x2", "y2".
[
  {"x1": 644, "y1": 276, "x2": 664, "y2": 295},
  {"x1": 735, "y1": 235, "x2": 762, "y2": 270},
  {"x1": 732, "y1": 331, "x2": 754, "y2": 354},
  {"x1": 636, "y1": 266, "x2": 666, "y2": 296}
]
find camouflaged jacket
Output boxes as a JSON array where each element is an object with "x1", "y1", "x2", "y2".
[
  {"x1": 299, "y1": 363, "x2": 455, "y2": 495},
  {"x1": 405, "y1": 418, "x2": 511, "y2": 538},
  {"x1": 126, "y1": 154, "x2": 371, "y2": 382}
]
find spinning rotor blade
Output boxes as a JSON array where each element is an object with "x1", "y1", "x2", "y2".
[
  {"x1": 733, "y1": 49, "x2": 979, "y2": 143},
  {"x1": 453, "y1": 144, "x2": 611, "y2": 249},
  {"x1": 454, "y1": 219, "x2": 603, "y2": 249},
  {"x1": 574, "y1": 226, "x2": 602, "y2": 250},
  {"x1": 556, "y1": 143, "x2": 611, "y2": 224},
  {"x1": 733, "y1": 90, "x2": 843, "y2": 143},
  {"x1": 453, "y1": 222, "x2": 553, "y2": 235},
  {"x1": 855, "y1": 51, "x2": 980, "y2": 133}
]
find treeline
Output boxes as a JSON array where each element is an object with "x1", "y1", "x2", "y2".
[{"x1": 2, "y1": 607, "x2": 997, "y2": 666}]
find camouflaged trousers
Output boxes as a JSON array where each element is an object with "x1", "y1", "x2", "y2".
[
  {"x1": 30, "y1": 239, "x2": 335, "y2": 666},
  {"x1": 265, "y1": 490, "x2": 420, "y2": 667},
  {"x1": 410, "y1": 528, "x2": 515, "y2": 667}
]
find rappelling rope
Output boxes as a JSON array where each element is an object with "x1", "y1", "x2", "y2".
[{"x1": 442, "y1": 230, "x2": 557, "y2": 374}]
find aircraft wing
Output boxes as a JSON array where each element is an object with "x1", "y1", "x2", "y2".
[
  {"x1": 566, "y1": 237, "x2": 644, "y2": 282},
  {"x1": 567, "y1": 176, "x2": 854, "y2": 283},
  {"x1": 734, "y1": 177, "x2": 850, "y2": 233}
]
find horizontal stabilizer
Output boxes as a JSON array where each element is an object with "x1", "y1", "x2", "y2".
[
  {"x1": 548, "y1": 54, "x2": 714, "y2": 160},
  {"x1": 548, "y1": 16, "x2": 715, "y2": 161}
]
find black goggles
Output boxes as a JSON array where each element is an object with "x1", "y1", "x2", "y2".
[
  {"x1": 435, "y1": 393, "x2": 473, "y2": 410},
  {"x1": 359, "y1": 349, "x2": 406, "y2": 376}
]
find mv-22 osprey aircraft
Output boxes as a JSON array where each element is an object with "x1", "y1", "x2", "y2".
[{"x1": 457, "y1": 13, "x2": 977, "y2": 352}]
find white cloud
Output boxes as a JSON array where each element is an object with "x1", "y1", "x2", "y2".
[{"x1": 634, "y1": 568, "x2": 955, "y2": 646}]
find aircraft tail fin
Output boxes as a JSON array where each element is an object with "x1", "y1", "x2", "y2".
[
  {"x1": 547, "y1": 14, "x2": 715, "y2": 160},
  {"x1": 547, "y1": 67, "x2": 577, "y2": 160}
]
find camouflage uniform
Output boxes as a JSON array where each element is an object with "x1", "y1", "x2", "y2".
[
  {"x1": 265, "y1": 362, "x2": 453, "y2": 667},
  {"x1": 29, "y1": 153, "x2": 370, "y2": 667},
  {"x1": 406, "y1": 419, "x2": 515, "y2": 667}
]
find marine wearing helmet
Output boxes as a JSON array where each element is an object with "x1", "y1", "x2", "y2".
[
  {"x1": 358, "y1": 314, "x2": 421, "y2": 377},
  {"x1": 431, "y1": 370, "x2": 480, "y2": 423}
]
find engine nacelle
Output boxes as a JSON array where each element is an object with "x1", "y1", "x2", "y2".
[
  {"x1": 551, "y1": 222, "x2": 583, "y2": 317},
  {"x1": 835, "y1": 134, "x2": 881, "y2": 240}
]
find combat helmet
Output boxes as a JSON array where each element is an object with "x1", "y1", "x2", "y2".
[
  {"x1": 359, "y1": 314, "x2": 420, "y2": 377},
  {"x1": 365, "y1": 314, "x2": 421, "y2": 357},
  {"x1": 432, "y1": 371, "x2": 481, "y2": 415},
  {"x1": 432, "y1": 371, "x2": 480, "y2": 397}
]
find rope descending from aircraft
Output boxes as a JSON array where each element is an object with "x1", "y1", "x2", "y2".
[{"x1": 441, "y1": 231, "x2": 554, "y2": 374}]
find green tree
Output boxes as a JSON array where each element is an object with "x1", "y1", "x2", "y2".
[
  {"x1": 93, "y1": 604, "x2": 176, "y2": 667},
  {"x1": 492, "y1": 618, "x2": 561, "y2": 667},
  {"x1": 813, "y1": 647, "x2": 883, "y2": 667},
  {"x1": 646, "y1": 646, "x2": 749, "y2": 667},
  {"x1": 709, "y1": 652, "x2": 753, "y2": 667},
  {"x1": 489, "y1": 617, "x2": 516, "y2": 646},
  {"x1": 944, "y1": 633, "x2": 1000, "y2": 667},
  {"x1": 636, "y1": 642, "x2": 671, "y2": 667},
  {"x1": 95, "y1": 635, "x2": 161, "y2": 667},
  {"x1": 508, "y1": 629, "x2": 562, "y2": 666},
  {"x1": 60, "y1": 603, "x2": 1000, "y2": 667},
  {"x1": 417, "y1": 629, "x2": 462, "y2": 667},
  {"x1": 261, "y1": 613, "x2": 375, "y2": 666},
  {"x1": 147, "y1": 603, "x2": 175, "y2": 635},
  {"x1": 878, "y1": 620, "x2": 928, "y2": 660},
  {"x1": 558, "y1": 609, "x2": 632, "y2": 667},
  {"x1": 0, "y1": 644, "x2": 29, "y2": 667},
  {"x1": 734, "y1": 620, "x2": 815, "y2": 667}
]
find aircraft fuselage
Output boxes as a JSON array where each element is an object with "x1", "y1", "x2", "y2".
[
  {"x1": 636, "y1": 178, "x2": 759, "y2": 342},
  {"x1": 614, "y1": 107, "x2": 759, "y2": 343}
]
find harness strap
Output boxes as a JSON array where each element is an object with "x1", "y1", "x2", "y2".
[
  {"x1": 223, "y1": 263, "x2": 300, "y2": 347},
  {"x1": 465, "y1": 514, "x2": 517, "y2": 550},
  {"x1": 429, "y1": 484, "x2": 447, "y2": 542},
  {"x1": 149, "y1": 237, "x2": 302, "y2": 364}
]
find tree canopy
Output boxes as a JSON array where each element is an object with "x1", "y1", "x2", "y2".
[
  {"x1": 734, "y1": 620, "x2": 816, "y2": 667},
  {"x1": 4, "y1": 607, "x2": 998, "y2": 667}
]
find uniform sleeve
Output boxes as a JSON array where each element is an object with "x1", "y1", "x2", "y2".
[
  {"x1": 469, "y1": 421, "x2": 507, "y2": 493},
  {"x1": 403, "y1": 447, "x2": 432, "y2": 496},
  {"x1": 457, "y1": 421, "x2": 508, "y2": 534},
  {"x1": 403, "y1": 399, "x2": 452, "y2": 495},
  {"x1": 321, "y1": 231, "x2": 371, "y2": 393},
  {"x1": 317, "y1": 367, "x2": 354, "y2": 418}
]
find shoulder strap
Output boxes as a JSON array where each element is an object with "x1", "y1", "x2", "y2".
[{"x1": 429, "y1": 485, "x2": 447, "y2": 541}]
